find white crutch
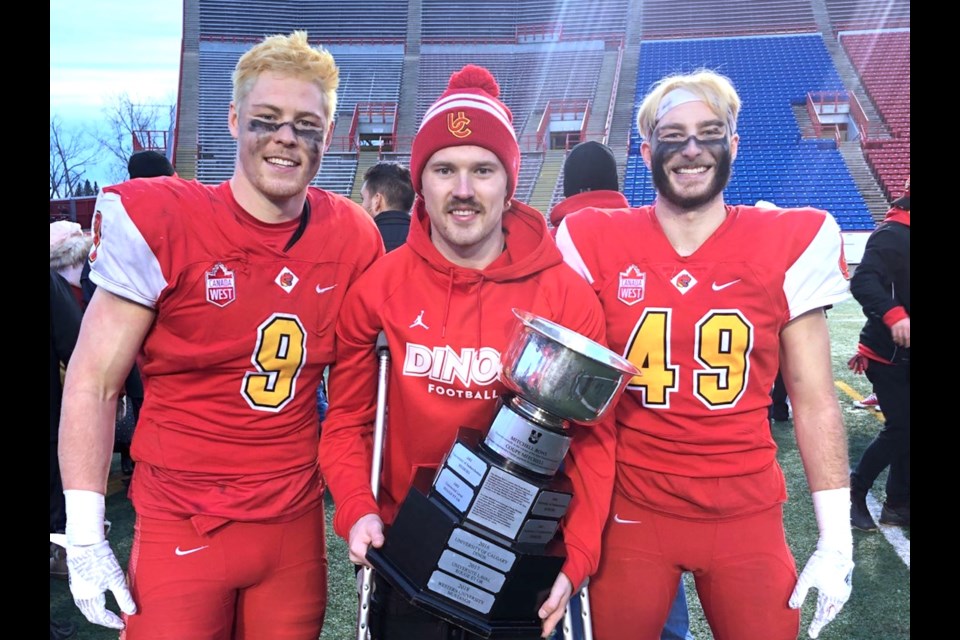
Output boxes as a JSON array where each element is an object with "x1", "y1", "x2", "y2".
[
  {"x1": 562, "y1": 582, "x2": 594, "y2": 640},
  {"x1": 357, "y1": 331, "x2": 391, "y2": 640}
]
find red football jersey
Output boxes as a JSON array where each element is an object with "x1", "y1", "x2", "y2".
[
  {"x1": 320, "y1": 199, "x2": 616, "y2": 589},
  {"x1": 89, "y1": 177, "x2": 382, "y2": 528},
  {"x1": 557, "y1": 204, "x2": 849, "y2": 519}
]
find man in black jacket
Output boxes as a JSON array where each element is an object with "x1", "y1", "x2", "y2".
[
  {"x1": 849, "y1": 179, "x2": 910, "y2": 530},
  {"x1": 360, "y1": 161, "x2": 414, "y2": 252}
]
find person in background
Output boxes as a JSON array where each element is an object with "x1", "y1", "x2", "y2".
[
  {"x1": 360, "y1": 161, "x2": 415, "y2": 252},
  {"x1": 556, "y1": 69, "x2": 853, "y2": 640},
  {"x1": 50, "y1": 221, "x2": 92, "y2": 309},
  {"x1": 550, "y1": 139, "x2": 694, "y2": 640},
  {"x1": 54, "y1": 31, "x2": 382, "y2": 637},
  {"x1": 848, "y1": 178, "x2": 910, "y2": 531},
  {"x1": 319, "y1": 64, "x2": 616, "y2": 640},
  {"x1": 548, "y1": 140, "x2": 628, "y2": 237}
]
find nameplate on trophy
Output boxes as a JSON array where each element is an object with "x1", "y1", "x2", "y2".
[
  {"x1": 427, "y1": 570, "x2": 496, "y2": 614},
  {"x1": 466, "y1": 466, "x2": 538, "y2": 539},
  {"x1": 447, "y1": 528, "x2": 516, "y2": 573},
  {"x1": 517, "y1": 518, "x2": 560, "y2": 545},
  {"x1": 435, "y1": 468, "x2": 476, "y2": 513},
  {"x1": 437, "y1": 549, "x2": 507, "y2": 593},
  {"x1": 446, "y1": 442, "x2": 488, "y2": 486},
  {"x1": 483, "y1": 407, "x2": 570, "y2": 476},
  {"x1": 530, "y1": 491, "x2": 572, "y2": 518}
]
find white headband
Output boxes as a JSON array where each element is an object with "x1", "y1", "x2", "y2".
[{"x1": 655, "y1": 88, "x2": 703, "y2": 122}]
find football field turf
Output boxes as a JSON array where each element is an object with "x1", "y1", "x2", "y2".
[{"x1": 50, "y1": 297, "x2": 909, "y2": 639}]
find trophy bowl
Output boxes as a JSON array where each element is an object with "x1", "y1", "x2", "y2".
[{"x1": 499, "y1": 309, "x2": 640, "y2": 424}]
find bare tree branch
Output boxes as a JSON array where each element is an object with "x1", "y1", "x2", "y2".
[
  {"x1": 96, "y1": 93, "x2": 171, "y2": 184},
  {"x1": 50, "y1": 116, "x2": 97, "y2": 199}
]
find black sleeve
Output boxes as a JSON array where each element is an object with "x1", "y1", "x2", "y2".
[
  {"x1": 849, "y1": 225, "x2": 903, "y2": 323},
  {"x1": 80, "y1": 260, "x2": 97, "y2": 307},
  {"x1": 50, "y1": 270, "x2": 82, "y2": 365}
]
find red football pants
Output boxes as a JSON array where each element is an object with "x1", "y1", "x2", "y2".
[
  {"x1": 121, "y1": 504, "x2": 327, "y2": 640},
  {"x1": 589, "y1": 492, "x2": 799, "y2": 640}
]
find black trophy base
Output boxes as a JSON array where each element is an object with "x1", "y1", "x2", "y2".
[{"x1": 367, "y1": 467, "x2": 564, "y2": 639}]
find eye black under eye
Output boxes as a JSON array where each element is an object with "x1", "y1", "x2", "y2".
[{"x1": 653, "y1": 135, "x2": 727, "y2": 153}]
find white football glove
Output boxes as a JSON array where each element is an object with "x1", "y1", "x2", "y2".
[
  {"x1": 788, "y1": 488, "x2": 854, "y2": 638},
  {"x1": 51, "y1": 489, "x2": 137, "y2": 629}
]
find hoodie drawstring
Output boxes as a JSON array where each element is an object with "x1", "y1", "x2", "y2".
[
  {"x1": 475, "y1": 279, "x2": 483, "y2": 346},
  {"x1": 441, "y1": 268, "x2": 455, "y2": 338}
]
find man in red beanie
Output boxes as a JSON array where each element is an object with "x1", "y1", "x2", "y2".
[{"x1": 320, "y1": 64, "x2": 616, "y2": 639}]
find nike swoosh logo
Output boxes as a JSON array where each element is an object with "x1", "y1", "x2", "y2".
[
  {"x1": 174, "y1": 545, "x2": 210, "y2": 556},
  {"x1": 613, "y1": 514, "x2": 642, "y2": 525},
  {"x1": 316, "y1": 284, "x2": 338, "y2": 294},
  {"x1": 711, "y1": 279, "x2": 741, "y2": 291}
]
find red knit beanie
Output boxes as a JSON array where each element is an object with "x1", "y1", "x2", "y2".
[{"x1": 410, "y1": 65, "x2": 520, "y2": 200}]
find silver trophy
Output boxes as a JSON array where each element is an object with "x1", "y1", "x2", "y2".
[{"x1": 367, "y1": 309, "x2": 639, "y2": 638}]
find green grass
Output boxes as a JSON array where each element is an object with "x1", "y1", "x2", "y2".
[{"x1": 50, "y1": 298, "x2": 909, "y2": 639}]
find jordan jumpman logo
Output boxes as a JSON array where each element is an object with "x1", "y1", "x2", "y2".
[{"x1": 410, "y1": 310, "x2": 430, "y2": 330}]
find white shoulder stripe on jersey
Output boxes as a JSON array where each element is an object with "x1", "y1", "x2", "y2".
[
  {"x1": 420, "y1": 95, "x2": 515, "y2": 138},
  {"x1": 784, "y1": 212, "x2": 850, "y2": 319},
  {"x1": 555, "y1": 220, "x2": 595, "y2": 285},
  {"x1": 88, "y1": 190, "x2": 168, "y2": 309}
]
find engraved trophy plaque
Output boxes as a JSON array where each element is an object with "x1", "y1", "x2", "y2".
[{"x1": 367, "y1": 309, "x2": 639, "y2": 638}]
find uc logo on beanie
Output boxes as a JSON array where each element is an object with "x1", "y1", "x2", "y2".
[
  {"x1": 410, "y1": 64, "x2": 521, "y2": 199},
  {"x1": 447, "y1": 112, "x2": 472, "y2": 138}
]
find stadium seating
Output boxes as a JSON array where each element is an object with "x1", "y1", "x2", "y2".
[
  {"x1": 176, "y1": 0, "x2": 909, "y2": 234},
  {"x1": 417, "y1": 43, "x2": 605, "y2": 137},
  {"x1": 199, "y1": 0, "x2": 407, "y2": 42},
  {"x1": 825, "y1": 0, "x2": 910, "y2": 32},
  {"x1": 420, "y1": 0, "x2": 628, "y2": 43},
  {"x1": 840, "y1": 30, "x2": 910, "y2": 200},
  {"x1": 637, "y1": 0, "x2": 817, "y2": 39}
]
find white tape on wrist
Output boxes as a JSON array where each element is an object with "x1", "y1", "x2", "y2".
[
  {"x1": 64, "y1": 489, "x2": 107, "y2": 546},
  {"x1": 812, "y1": 488, "x2": 853, "y2": 554}
]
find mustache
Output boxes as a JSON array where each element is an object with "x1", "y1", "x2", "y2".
[{"x1": 445, "y1": 197, "x2": 483, "y2": 213}]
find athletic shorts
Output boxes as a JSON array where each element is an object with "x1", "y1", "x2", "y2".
[
  {"x1": 589, "y1": 493, "x2": 799, "y2": 640},
  {"x1": 121, "y1": 503, "x2": 327, "y2": 640}
]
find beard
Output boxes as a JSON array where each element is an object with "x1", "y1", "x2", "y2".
[{"x1": 651, "y1": 139, "x2": 733, "y2": 209}]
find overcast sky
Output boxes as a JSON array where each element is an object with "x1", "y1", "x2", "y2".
[{"x1": 51, "y1": 0, "x2": 183, "y2": 187}]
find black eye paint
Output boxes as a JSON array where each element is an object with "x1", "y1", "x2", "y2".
[
  {"x1": 652, "y1": 135, "x2": 728, "y2": 158},
  {"x1": 649, "y1": 135, "x2": 733, "y2": 209},
  {"x1": 247, "y1": 118, "x2": 325, "y2": 144}
]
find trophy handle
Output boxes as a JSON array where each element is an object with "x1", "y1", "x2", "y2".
[{"x1": 357, "y1": 331, "x2": 391, "y2": 640}]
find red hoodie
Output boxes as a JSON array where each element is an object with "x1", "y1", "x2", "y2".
[{"x1": 320, "y1": 198, "x2": 616, "y2": 590}]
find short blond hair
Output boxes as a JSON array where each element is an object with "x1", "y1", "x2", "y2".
[
  {"x1": 636, "y1": 69, "x2": 741, "y2": 141},
  {"x1": 232, "y1": 31, "x2": 339, "y2": 123}
]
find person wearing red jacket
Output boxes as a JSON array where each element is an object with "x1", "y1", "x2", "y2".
[{"x1": 319, "y1": 65, "x2": 615, "y2": 640}]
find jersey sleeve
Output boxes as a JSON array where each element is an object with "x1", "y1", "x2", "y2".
[
  {"x1": 88, "y1": 188, "x2": 168, "y2": 308},
  {"x1": 783, "y1": 211, "x2": 850, "y2": 319},
  {"x1": 552, "y1": 274, "x2": 617, "y2": 590},
  {"x1": 318, "y1": 271, "x2": 383, "y2": 540}
]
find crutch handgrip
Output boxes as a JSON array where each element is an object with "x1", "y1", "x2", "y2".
[{"x1": 357, "y1": 331, "x2": 390, "y2": 640}]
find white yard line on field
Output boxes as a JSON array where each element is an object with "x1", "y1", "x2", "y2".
[
  {"x1": 835, "y1": 381, "x2": 910, "y2": 569},
  {"x1": 866, "y1": 491, "x2": 911, "y2": 568}
]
